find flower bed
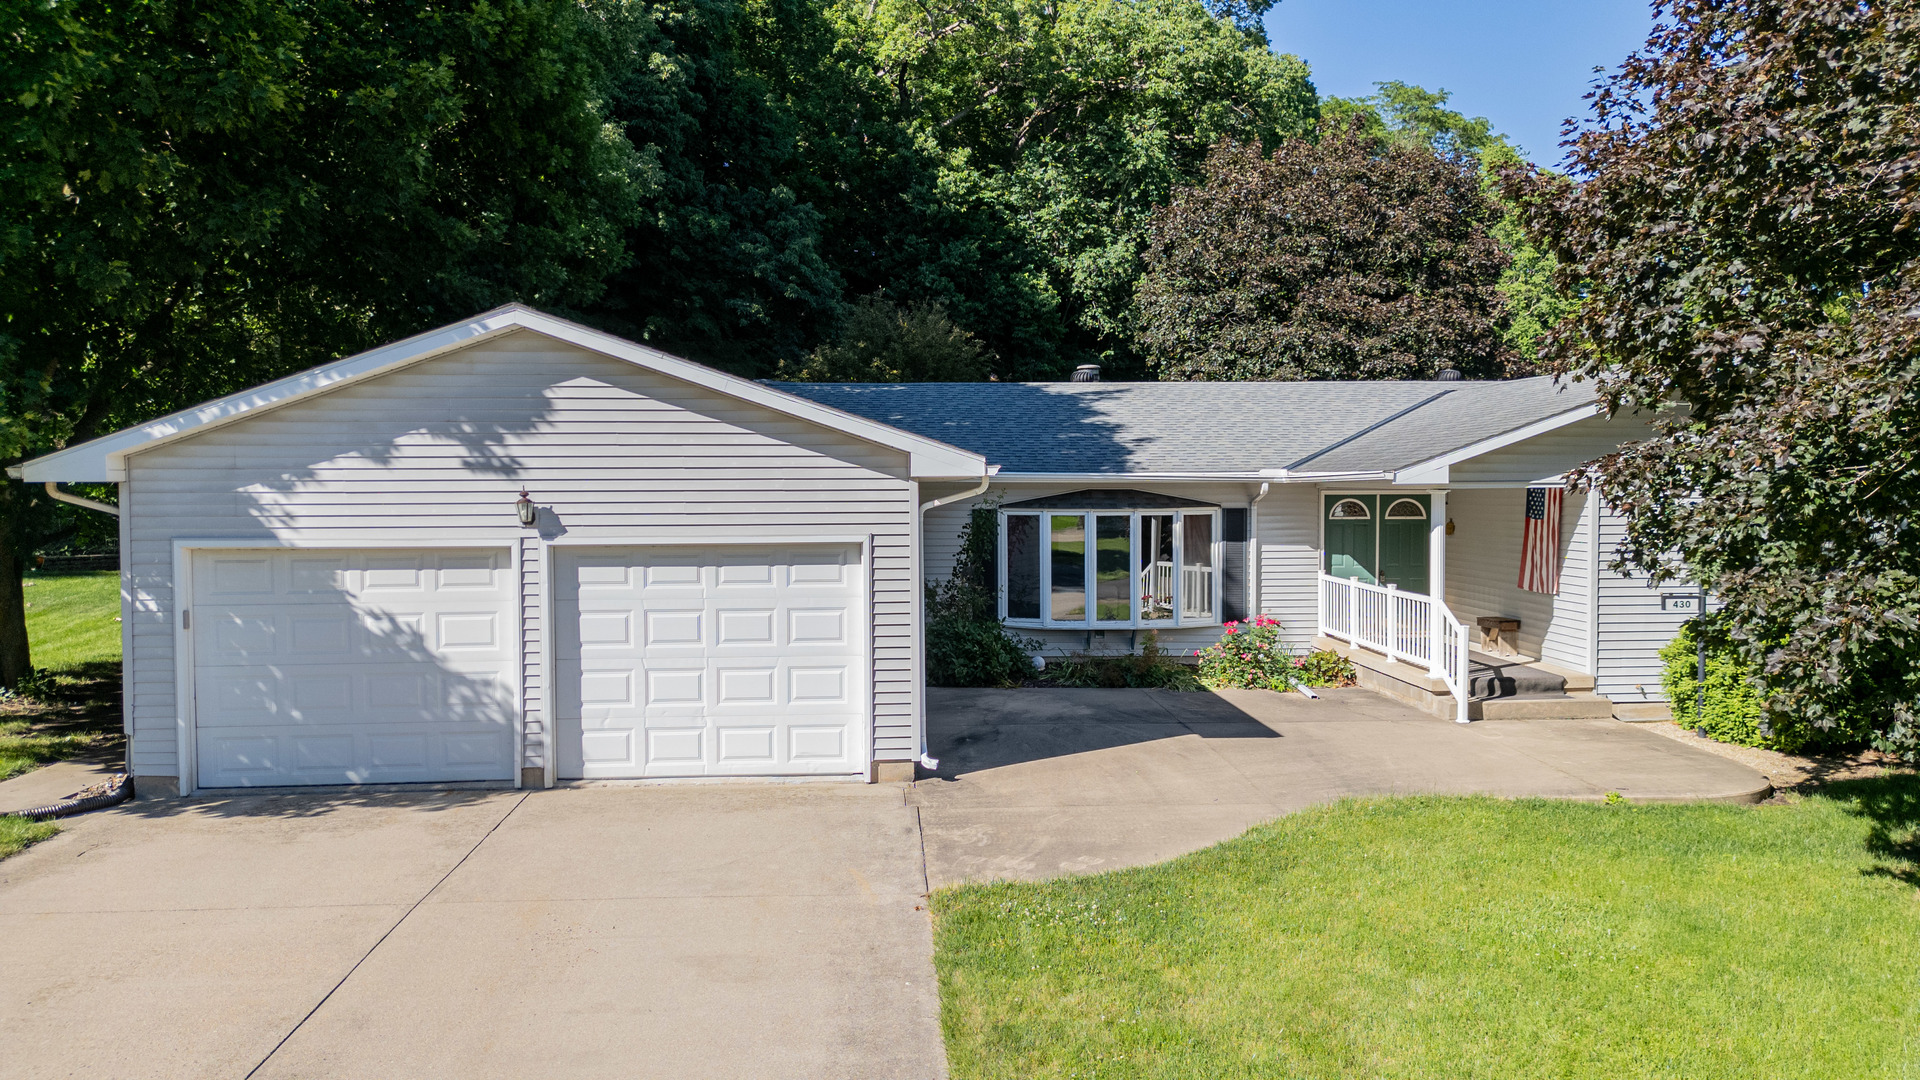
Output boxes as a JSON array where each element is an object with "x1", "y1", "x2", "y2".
[{"x1": 1196, "y1": 618, "x2": 1355, "y2": 691}]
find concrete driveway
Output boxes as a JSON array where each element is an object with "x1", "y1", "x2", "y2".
[
  {"x1": 0, "y1": 686, "x2": 1766, "y2": 1078},
  {"x1": 911, "y1": 686, "x2": 1771, "y2": 886},
  {"x1": 0, "y1": 784, "x2": 942, "y2": 1080}
]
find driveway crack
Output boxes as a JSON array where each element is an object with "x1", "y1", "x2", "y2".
[{"x1": 243, "y1": 791, "x2": 529, "y2": 1079}]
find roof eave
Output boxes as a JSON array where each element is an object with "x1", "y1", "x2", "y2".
[
  {"x1": 14, "y1": 306, "x2": 987, "y2": 484},
  {"x1": 1387, "y1": 402, "x2": 1606, "y2": 486}
]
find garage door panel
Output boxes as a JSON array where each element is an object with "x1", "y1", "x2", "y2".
[
  {"x1": 192, "y1": 549, "x2": 515, "y2": 788},
  {"x1": 556, "y1": 545, "x2": 864, "y2": 779}
]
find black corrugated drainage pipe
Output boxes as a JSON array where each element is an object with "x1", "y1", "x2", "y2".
[{"x1": 12, "y1": 774, "x2": 134, "y2": 819}]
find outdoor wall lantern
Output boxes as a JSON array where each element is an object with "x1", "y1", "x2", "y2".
[{"x1": 515, "y1": 490, "x2": 537, "y2": 527}]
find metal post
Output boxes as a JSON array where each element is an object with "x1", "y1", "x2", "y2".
[{"x1": 1695, "y1": 586, "x2": 1708, "y2": 727}]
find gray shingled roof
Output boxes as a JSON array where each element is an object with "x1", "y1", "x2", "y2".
[{"x1": 773, "y1": 377, "x2": 1598, "y2": 475}]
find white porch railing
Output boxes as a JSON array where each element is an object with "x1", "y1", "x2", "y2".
[
  {"x1": 1139, "y1": 561, "x2": 1173, "y2": 614},
  {"x1": 1318, "y1": 572, "x2": 1470, "y2": 723}
]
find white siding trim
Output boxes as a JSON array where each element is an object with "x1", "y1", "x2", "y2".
[
  {"x1": 539, "y1": 538, "x2": 556, "y2": 789},
  {"x1": 118, "y1": 482, "x2": 134, "y2": 773}
]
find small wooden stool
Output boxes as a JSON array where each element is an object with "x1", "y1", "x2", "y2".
[{"x1": 1476, "y1": 616, "x2": 1521, "y2": 657}]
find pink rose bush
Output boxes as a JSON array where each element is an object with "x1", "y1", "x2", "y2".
[{"x1": 1195, "y1": 616, "x2": 1306, "y2": 691}]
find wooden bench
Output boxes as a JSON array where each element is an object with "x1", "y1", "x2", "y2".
[{"x1": 1476, "y1": 616, "x2": 1522, "y2": 657}]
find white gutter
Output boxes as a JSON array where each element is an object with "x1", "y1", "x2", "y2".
[
  {"x1": 44, "y1": 482, "x2": 119, "y2": 517},
  {"x1": 996, "y1": 471, "x2": 1278, "y2": 483},
  {"x1": 913, "y1": 470, "x2": 994, "y2": 772}
]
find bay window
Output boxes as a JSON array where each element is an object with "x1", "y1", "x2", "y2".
[{"x1": 1000, "y1": 503, "x2": 1222, "y2": 629}]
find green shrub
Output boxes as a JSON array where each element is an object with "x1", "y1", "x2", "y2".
[
  {"x1": 1298, "y1": 648, "x2": 1356, "y2": 688},
  {"x1": 1661, "y1": 622, "x2": 1871, "y2": 753},
  {"x1": 1039, "y1": 633, "x2": 1204, "y2": 691},
  {"x1": 1196, "y1": 617, "x2": 1307, "y2": 691},
  {"x1": 926, "y1": 502, "x2": 1039, "y2": 687}
]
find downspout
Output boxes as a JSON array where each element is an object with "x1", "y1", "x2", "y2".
[
  {"x1": 44, "y1": 482, "x2": 119, "y2": 517},
  {"x1": 915, "y1": 473, "x2": 992, "y2": 772},
  {"x1": 1248, "y1": 482, "x2": 1270, "y2": 621}
]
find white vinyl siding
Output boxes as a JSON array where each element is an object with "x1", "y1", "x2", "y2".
[
  {"x1": 122, "y1": 330, "x2": 918, "y2": 783},
  {"x1": 1440, "y1": 487, "x2": 1594, "y2": 673},
  {"x1": 1254, "y1": 483, "x2": 1320, "y2": 650},
  {"x1": 1594, "y1": 496, "x2": 1693, "y2": 703},
  {"x1": 1443, "y1": 411, "x2": 1659, "y2": 485}
]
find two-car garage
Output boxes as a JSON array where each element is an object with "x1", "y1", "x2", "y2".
[
  {"x1": 187, "y1": 543, "x2": 866, "y2": 788},
  {"x1": 21, "y1": 307, "x2": 983, "y2": 796}
]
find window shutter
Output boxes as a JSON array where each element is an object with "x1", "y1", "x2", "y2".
[
  {"x1": 1221, "y1": 507, "x2": 1250, "y2": 623},
  {"x1": 985, "y1": 512, "x2": 999, "y2": 595}
]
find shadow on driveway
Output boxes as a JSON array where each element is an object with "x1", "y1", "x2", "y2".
[{"x1": 913, "y1": 685, "x2": 1773, "y2": 887}]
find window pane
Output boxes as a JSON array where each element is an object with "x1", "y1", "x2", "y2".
[
  {"x1": 1095, "y1": 515, "x2": 1133, "y2": 621},
  {"x1": 1140, "y1": 514, "x2": 1175, "y2": 620},
  {"x1": 1182, "y1": 514, "x2": 1215, "y2": 620},
  {"x1": 1050, "y1": 514, "x2": 1087, "y2": 622},
  {"x1": 1005, "y1": 514, "x2": 1041, "y2": 620}
]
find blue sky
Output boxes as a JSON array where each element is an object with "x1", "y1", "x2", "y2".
[{"x1": 1263, "y1": 0, "x2": 1658, "y2": 166}]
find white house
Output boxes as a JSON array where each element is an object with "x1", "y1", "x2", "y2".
[{"x1": 14, "y1": 306, "x2": 1694, "y2": 796}]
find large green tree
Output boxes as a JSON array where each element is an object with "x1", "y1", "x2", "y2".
[
  {"x1": 0, "y1": 0, "x2": 649, "y2": 684},
  {"x1": 1326, "y1": 82, "x2": 1571, "y2": 365},
  {"x1": 828, "y1": 0, "x2": 1318, "y2": 376},
  {"x1": 1136, "y1": 121, "x2": 1513, "y2": 380},
  {"x1": 1508, "y1": 0, "x2": 1920, "y2": 754}
]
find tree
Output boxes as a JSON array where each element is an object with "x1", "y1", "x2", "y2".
[
  {"x1": 1322, "y1": 80, "x2": 1502, "y2": 161},
  {"x1": 0, "y1": 0, "x2": 650, "y2": 685},
  {"x1": 1136, "y1": 121, "x2": 1513, "y2": 381},
  {"x1": 779, "y1": 294, "x2": 991, "y2": 382},
  {"x1": 1324, "y1": 84, "x2": 1569, "y2": 366},
  {"x1": 829, "y1": 0, "x2": 1319, "y2": 376},
  {"x1": 1506, "y1": 0, "x2": 1920, "y2": 754}
]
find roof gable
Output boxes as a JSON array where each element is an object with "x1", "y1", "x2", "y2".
[{"x1": 15, "y1": 306, "x2": 986, "y2": 483}]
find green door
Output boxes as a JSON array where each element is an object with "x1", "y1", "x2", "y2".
[
  {"x1": 1323, "y1": 495, "x2": 1377, "y2": 583},
  {"x1": 1378, "y1": 495, "x2": 1431, "y2": 594}
]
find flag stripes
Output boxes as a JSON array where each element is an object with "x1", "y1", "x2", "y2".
[{"x1": 1518, "y1": 486, "x2": 1563, "y2": 594}]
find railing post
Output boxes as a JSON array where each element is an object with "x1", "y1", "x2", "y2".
[
  {"x1": 1383, "y1": 583, "x2": 1398, "y2": 662},
  {"x1": 1455, "y1": 624, "x2": 1471, "y2": 724},
  {"x1": 1347, "y1": 579, "x2": 1358, "y2": 646},
  {"x1": 1428, "y1": 597, "x2": 1445, "y2": 679}
]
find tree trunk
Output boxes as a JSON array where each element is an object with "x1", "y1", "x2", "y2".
[{"x1": 0, "y1": 483, "x2": 32, "y2": 688}]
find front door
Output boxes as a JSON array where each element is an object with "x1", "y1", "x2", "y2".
[
  {"x1": 1378, "y1": 495, "x2": 1431, "y2": 595},
  {"x1": 1323, "y1": 495, "x2": 1377, "y2": 583},
  {"x1": 1324, "y1": 493, "x2": 1432, "y2": 593}
]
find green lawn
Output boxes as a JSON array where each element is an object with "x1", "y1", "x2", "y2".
[
  {"x1": 0, "y1": 571, "x2": 124, "y2": 785},
  {"x1": 23, "y1": 570, "x2": 121, "y2": 670},
  {"x1": 933, "y1": 780, "x2": 1920, "y2": 1080},
  {"x1": 0, "y1": 814, "x2": 59, "y2": 860}
]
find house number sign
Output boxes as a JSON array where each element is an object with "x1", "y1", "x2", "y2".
[{"x1": 1661, "y1": 592, "x2": 1701, "y2": 613}]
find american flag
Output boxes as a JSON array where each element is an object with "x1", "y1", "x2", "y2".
[{"x1": 1518, "y1": 486, "x2": 1563, "y2": 594}]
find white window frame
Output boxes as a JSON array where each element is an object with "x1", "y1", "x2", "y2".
[{"x1": 997, "y1": 507, "x2": 1221, "y2": 630}]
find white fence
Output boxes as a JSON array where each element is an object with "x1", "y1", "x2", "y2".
[{"x1": 1318, "y1": 573, "x2": 1470, "y2": 723}]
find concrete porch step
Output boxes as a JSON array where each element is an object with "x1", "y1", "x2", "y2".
[
  {"x1": 1469, "y1": 652, "x2": 1574, "y2": 699},
  {"x1": 1469, "y1": 693, "x2": 1618, "y2": 721}
]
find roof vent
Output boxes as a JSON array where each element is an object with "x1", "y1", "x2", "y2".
[
  {"x1": 1070, "y1": 364, "x2": 1101, "y2": 382},
  {"x1": 1436, "y1": 368, "x2": 1464, "y2": 381}
]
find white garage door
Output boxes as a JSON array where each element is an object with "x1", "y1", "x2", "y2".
[
  {"x1": 191, "y1": 548, "x2": 517, "y2": 788},
  {"x1": 556, "y1": 545, "x2": 865, "y2": 779}
]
